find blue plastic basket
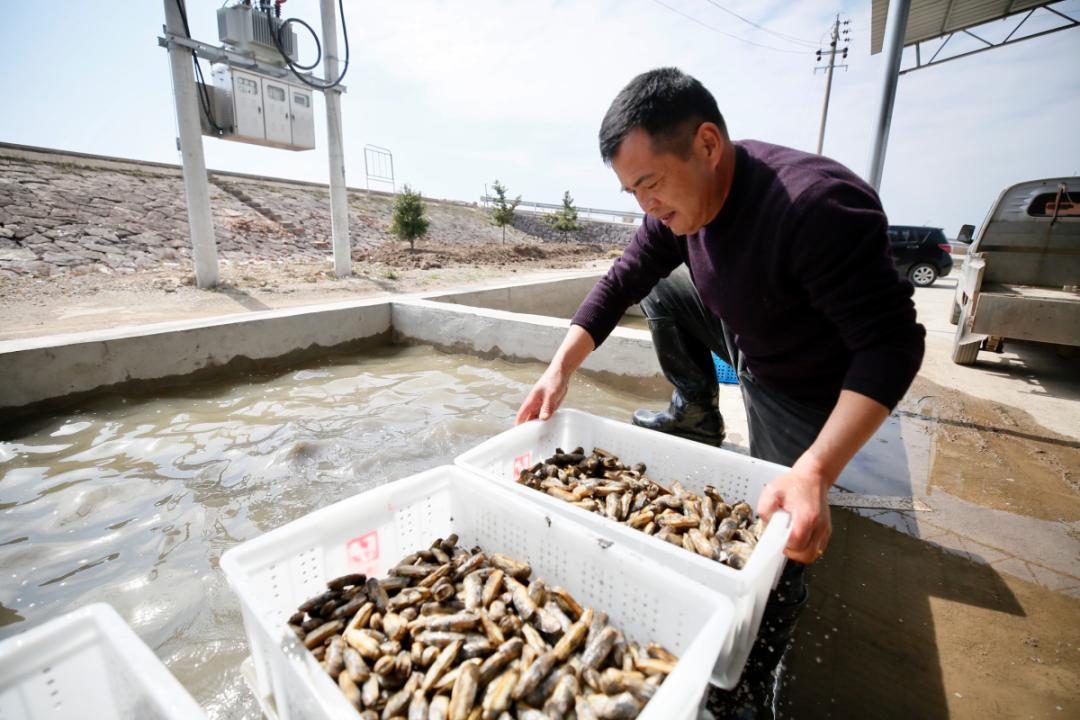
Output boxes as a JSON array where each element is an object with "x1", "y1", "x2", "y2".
[{"x1": 713, "y1": 353, "x2": 739, "y2": 385}]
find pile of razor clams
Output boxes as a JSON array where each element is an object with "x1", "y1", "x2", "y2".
[
  {"x1": 517, "y1": 448, "x2": 762, "y2": 570},
  {"x1": 289, "y1": 535, "x2": 678, "y2": 719}
]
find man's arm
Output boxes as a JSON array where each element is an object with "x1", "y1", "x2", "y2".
[
  {"x1": 516, "y1": 215, "x2": 683, "y2": 424},
  {"x1": 756, "y1": 390, "x2": 889, "y2": 563},
  {"x1": 762, "y1": 179, "x2": 925, "y2": 562}
]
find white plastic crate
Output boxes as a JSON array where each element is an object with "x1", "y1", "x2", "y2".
[
  {"x1": 221, "y1": 465, "x2": 734, "y2": 720},
  {"x1": 0, "y1": 603, "x2": 205, "y2": 720},
  {"x1": 455, "y1": 408, "x2": 794, "y2": 689}
]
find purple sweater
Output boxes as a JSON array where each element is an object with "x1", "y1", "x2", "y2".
[{"x1": 572, "y1": 140, "x2": 925, "y2": 410}]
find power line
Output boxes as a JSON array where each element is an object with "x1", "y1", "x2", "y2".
[
  {"x1": 698, "y1": 0, "x2": 820, "y2": 47},
  {"x1": 649, "y1": 0, "x2": 814, "y2": 54}
]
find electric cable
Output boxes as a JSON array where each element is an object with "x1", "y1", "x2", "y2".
[
  {"x1": 270, "y1": 0, "x2": 350, "y2": 90},
  {"x1": 277, "y1": 17, "x2": 322, "y2": 71},
  {"x1": 174, "y1": 0, "x2": 226, "y2": 136},
  {"x1": 649, "y1": 0, "x2": 812, "y2": 54},
  {"x1": 699, "y1": 0, "x2": 820, "y2": 47}
]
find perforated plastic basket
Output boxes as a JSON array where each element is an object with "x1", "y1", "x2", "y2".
[
  {"x1": 221, "y1": 465, "x2": 734, "y2": 720},
  {"x1": 0, "y1": 603, "x2": 205, "y2": 720},
  {"x1": 712, "y1": 353, "x2": 740, "y2": 385},
  {"x1": 454, "y1": 408, "x2": 793, "y2": 688}
]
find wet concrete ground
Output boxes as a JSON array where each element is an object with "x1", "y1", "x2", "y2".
[
  {"x1": 786, "y1": 508, "x2": 1079, "y2": 719},
  {"x1": 620, "y1": 273, "x2": 1080, "y2": 717}
]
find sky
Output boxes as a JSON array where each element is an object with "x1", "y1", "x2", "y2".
[{"x1": 1, "y1": 1, "x2": 1078, "y2": 237}]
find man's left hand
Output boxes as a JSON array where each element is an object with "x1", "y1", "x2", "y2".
[{"x1": 756, "y1": 456, "x2": 833, "y2": 564}]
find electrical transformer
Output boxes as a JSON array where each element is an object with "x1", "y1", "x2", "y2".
[{"x1": 216, "y1": 4, "x2": 297, "y2": 64}]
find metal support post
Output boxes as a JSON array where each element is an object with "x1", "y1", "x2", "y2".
[
  {"x1": 320, "y1": 0, "x2": 351, "y2": 277},
  {"x1": 866, "y1": 0, "x2": 911, "y2": 191},
  {"x1": 163, "y1": 0, "x2": 219, "y2": 288}
]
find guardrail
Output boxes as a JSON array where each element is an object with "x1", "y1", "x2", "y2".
[{"x1": 480, "y1": 196, "x2": 644, "y2": 226}]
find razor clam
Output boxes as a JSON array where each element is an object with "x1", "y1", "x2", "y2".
[
  {"x1": 543, "y1": 673, "x2": 580, "y2": 717},
  {"x1": 338, "y1": 668, "x2": 362, "y2": 708},
  {"x1": 304, "y1": 620, "x2": 343, "y2": 649},
  {"x1": 587, "y1": 691, "x2": 643, "y2": 719},
  {"x1": 421, "y1": 638, "x2": 463, "y2": 692},
  {"x1": 428, "y1": 695, "x2": 450, "y2": 720},
  {"x1": 448, "y1": 660, "x2": 480, "y2": 720},
  {"x1": 479, "y1": 667, "x2": 517, "y2": 719}
]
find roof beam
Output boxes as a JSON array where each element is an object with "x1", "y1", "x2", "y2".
[
  {"x1": 899, "y1": 14, "x2": 1078, "y2": 74},
  {"x1": 1002, "y1": 9, "x2": 1035, "y2": 42},
  {"x1": 941, "y1": 0, "x2": 959, "y2": 35}
]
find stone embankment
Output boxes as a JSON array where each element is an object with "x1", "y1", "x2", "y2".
[
  {"x1": 510, "y1": 212, "x2": 637, "y2": 245},
  {"x1": 0, "y1": 144, "x2": 634, "y2": 279}
]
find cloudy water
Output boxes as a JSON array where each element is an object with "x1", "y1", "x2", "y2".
[{"x1": 0, "y1": 344, "x2": 661, "y2": 717}]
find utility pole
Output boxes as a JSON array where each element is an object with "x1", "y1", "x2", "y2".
[
  {"x1": 815, "y1": 15, "x2": 851, "y2": 156},
  {"x1": 320, "y1": 0, "x2": 351, "y2": 277},
  {"x1": 163, "y1": 0, "x2": 219, "y2": 288}
]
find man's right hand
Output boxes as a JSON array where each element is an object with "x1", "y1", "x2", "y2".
[
  {"x1": 515, "y1": 367, "x2": 569, "y2": 424},
  {"x1": 514, "y1": 324, "x2": 596, "y2": 425}
]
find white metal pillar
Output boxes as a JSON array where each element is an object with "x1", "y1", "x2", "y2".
[
  {"x1": 320, "y1": 0, "x2": 351, "y2": 277},
  {"x1": 163, "y1": 0, "x2": 219, "y2": 288},
  {"x1": 867, "y1": 0, "x2": 912, "y2": 191}
]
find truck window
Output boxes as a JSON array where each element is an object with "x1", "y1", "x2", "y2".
[{"x1": 1028, "y1": 191, "x2": 1079, "y2": 217}]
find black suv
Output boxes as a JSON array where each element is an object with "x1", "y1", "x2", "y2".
[{"x1": 887, "y1": 225, "x2": 953, "y2": 287}]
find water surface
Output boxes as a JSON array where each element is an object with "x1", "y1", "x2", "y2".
[{"x1": 0, "y1": 344, "x2": 660, "y2": 717}]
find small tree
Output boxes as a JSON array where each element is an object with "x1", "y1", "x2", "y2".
[
  {"x1": 490, "y1": 179, "x2": 521, "y2": 244},
  {"x1": 389, "y1": 184, "x2": 429, "y2": 251},
  {"x1": 548, "y1": 190, "x2": 581, "y2": 233}
]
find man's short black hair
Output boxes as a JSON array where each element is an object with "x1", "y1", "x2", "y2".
[{"x1": 599, "y1": 67, "x2": 727, "y2": 164}]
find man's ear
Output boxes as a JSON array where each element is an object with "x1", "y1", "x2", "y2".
[{"x1": 696, "y1": 122, "x2": 725, "y2": 166}]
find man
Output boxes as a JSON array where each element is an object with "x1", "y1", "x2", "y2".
[{"x1": 515, "y1": 68, "x2": 925, "y2": 716}]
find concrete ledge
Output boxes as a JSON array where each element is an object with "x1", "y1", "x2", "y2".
[
  {"x1": 0, "y1": 299, "x2": 392, "y2": 409},
  {"x1": 390, "y1": 298, "x2": 660, "y2": 377},
  {"x1": 428, "y1": 272, "x2": 644, "y2": 320},
  {"x1": 430, "y1": 273, "x2": 601, "y2": 318}
]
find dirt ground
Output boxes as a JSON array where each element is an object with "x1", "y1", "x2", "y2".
[{"x1": 0, "y1": 245, "x2": 616, "y2": 341}]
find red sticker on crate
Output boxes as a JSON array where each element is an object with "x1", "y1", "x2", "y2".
[
  {"x1": 346, "y1": 530, "x2": 380, "y2": 573},
  {"x1": 512, "y1": 452, "x2": 532, "y2": 480}
]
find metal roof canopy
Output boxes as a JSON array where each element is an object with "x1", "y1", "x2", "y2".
[
  {"x1": 864, "y1": 0, "x2": 1078, "y2": 191},
  {"x1": 872, "y1": 0, "x2": 1052, "y2": 52},
  {"x1": 871, "y1": 0, "x2": 1078, "y2": 73}
]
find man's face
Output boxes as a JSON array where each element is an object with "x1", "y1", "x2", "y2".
[{"x1": 612, "y1": 126, "x2": 723, "y2": 236}]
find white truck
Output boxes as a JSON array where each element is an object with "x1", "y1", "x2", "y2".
[{"x1": 950, "y1": 177, "x2": 1080, "y2": 364}]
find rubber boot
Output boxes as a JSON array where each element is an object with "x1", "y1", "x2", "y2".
[{"x1": 632, "y1": 318, "x2": 725, "y2": 446}]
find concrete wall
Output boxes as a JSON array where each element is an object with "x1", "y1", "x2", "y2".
[
  {"x1": 391, "y1": 299, "x2": 661, "y2": 378},
  {"x1": 0, "y1": 276, "x2": 662, "y2": 412},
  {"x1": 0, "y1": 299, "x2": 392, "y2": 410},
  {"x1": 429, "y1": 273, "x2": 645, "y2": 319}
]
